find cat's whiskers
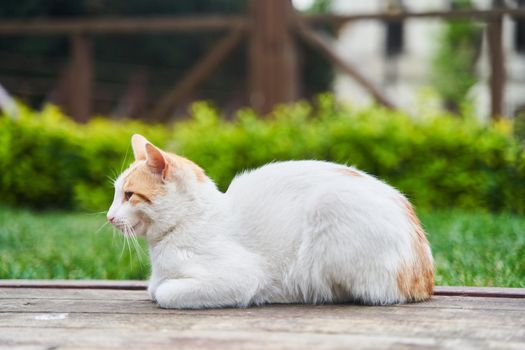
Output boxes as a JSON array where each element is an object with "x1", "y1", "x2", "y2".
[
  {"x1": 111, "y1": 227, "x2": 120, "y2": 251},
  {"x1": 130, "y1": 231, "x2": 145, "y2": 262},
  {"x1": 121, "y1": 222, "x2": 142, "y2": 269},
  {"x1": 120, "y1": 145, "x2": 131, "y2": 174},
  {"x1": 107, "y1": 147, "x2": 131, "y2": 188},
  {"x1": 125, "y1": 237, "x2": 133, "y2": 270},
  {"x1": 107, "y1": 146, "x2": 132, "y2": 187},
  {"x1": 118, "y1": 223, "x2": 129, "y2": 260},
  {"x1": 124, "y1": 222, "x2": 146, "y2": 265},
  {"x1": 94, "y1": 221, "x2": 110, "y2": 235},
  {"x1": 85, "y1": 211, "x2": 107, "y2": 216},
  {"x1": 118, "y1": 235, "x2": 127, "y2": 260},
  {"x1": 107, "y1": 174, "x2": 117, "y2": 186},
  {"x1": 112, "y1": 220, "x2": 139, "y2": 266},
  {"x1": 123, "y1": 225, "x2": 133, "y2": 263}
]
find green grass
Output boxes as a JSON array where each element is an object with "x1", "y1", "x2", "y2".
[
  {"x1": 0, "y1": 207, "x2": 149, "y2": 280},
  {"x1": 1, "y1": 206, "x2": 524, "y2": 287},
  {"x1": 421, "y1": 211, "x2": 525, "y2": 287}
]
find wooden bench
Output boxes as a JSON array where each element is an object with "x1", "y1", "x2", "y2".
[{"x1": 1, "y1": 280, "x2": 524, "y2": 349}]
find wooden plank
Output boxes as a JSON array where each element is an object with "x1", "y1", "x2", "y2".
[
  {"x1": 0, "y1": 288, "x2": 524, "y2": 350},
  {"x1": 0, "y1": 288, "x2": 147, "y2": 301},
  {"x1": 1, "y1": 291, "x2": 525, "y2": 313},
  {"x1": 1, "y1": 299, "x2": 523, "y2": 324},
  {"x1": 0, "y1": 327, "x2": 471, "y2": 350},
  {"x1": 151, "y1": 28, "x2": 244, "y2": 121},
  {"x1": 2, "y1": 304, "x2": 524, "y2": 328},
  {"x1": 1, "y1": 308, "x2": 524, "y2": 340},
  {"x1": 0, "y1": 16, "x2": 249, "y2": 36},
  {"x1": 0, "y1": 288, "x2": 524, "y2": 349},
  {"x1": 295, "y1": 19, "x2": 396, "y2": 109},
  {"x1": 0, "y1": 280, "x2": 147, "y2": 290},
  {"x1": 434, "y1": 286, "x2": 525, "y2": 299},
  {"x1": 1, "y1": 281, "x2": 524, "y2": 298}
]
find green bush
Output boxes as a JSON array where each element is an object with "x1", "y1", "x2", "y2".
[{"x1": 0, "y1": 96, "x2": 523, "y2": 213}]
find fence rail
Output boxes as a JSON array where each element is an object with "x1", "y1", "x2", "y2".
[
  {"x1": 304, "y1": 8, "x2": 525, "y2": 25},
  {"x1": 0, "y1": 3, "x2": 523, "y2": 120},
  {"x1": 1, "y1": 10, "x2": 523, "y2": 36},
  {"x1": 0, "y1": 16, "x2": 250, "y2": 35}
]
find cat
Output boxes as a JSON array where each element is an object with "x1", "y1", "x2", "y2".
[{"x1": 107, "y1": 134, "x2": 434, "y2": 309}]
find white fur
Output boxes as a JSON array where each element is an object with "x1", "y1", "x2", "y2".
[{"x1": 108, "y1": 160, "x2": 431, "y2": 308}]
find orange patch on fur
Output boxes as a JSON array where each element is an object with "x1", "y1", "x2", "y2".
[
  {"x1": 396, "y1": 199, "x2": 434, "y2": 302},
  {"x1": 335, "y1": 168, "x2": 362, "y2": 177},
  {"x1": 123, "y1": 162, "x2": 166, "y2": 204},
  {"x1": 168, "y1": 153, "x2": 207, "y2": 183}
]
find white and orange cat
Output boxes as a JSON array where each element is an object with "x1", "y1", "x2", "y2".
[{"x1": 107, "y1": 134, "x2": 434, "y2": 309}]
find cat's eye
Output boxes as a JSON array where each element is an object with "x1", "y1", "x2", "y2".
[{"x1": 124, "y1": 191, "x2": 134, "y2": 201}]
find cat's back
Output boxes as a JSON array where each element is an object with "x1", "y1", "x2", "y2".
[
  {"x1": 225, "y1": 159, "x2": 404, "y2": 246},
  {"x1": 226, "y1": 160, "x2": 396, "y2": 201}
]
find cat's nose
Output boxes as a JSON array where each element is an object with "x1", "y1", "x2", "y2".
[{"x1": 107, "y1": 216, "x2": 115, "y2": 223}]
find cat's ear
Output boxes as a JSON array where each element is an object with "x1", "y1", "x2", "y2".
[
  {"x1": 145, "y1": 143, "x2": 169, "y2": 178},
  {"x1": 131, "y1": 134, "x2": 148, "y2": 161}
]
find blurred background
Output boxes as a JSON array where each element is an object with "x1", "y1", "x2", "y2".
[
  {"x1": 0, "y1": 0, "x2": 524, "y2": 121},
  {"x1": 0, "y1": 0, "x2": 524, "y2": 286}
]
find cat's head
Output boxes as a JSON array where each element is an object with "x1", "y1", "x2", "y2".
[{"x1": 107, "y1": 134, "x2": 210, "y2": 239}]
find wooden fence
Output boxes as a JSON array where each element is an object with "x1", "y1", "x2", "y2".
[{"x1": 0, "y1": 1, "x2": 524, "y2": 121}]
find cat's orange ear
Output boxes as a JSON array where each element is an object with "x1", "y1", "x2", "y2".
[
  {"x1": 131, "y1": 134, "x2": 148, "y2": 161},
  {"x1": 145, "y1": 143, "x2": 168, "y2": 178}
]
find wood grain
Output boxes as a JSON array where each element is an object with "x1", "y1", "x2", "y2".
[
  {"x1": 0, "y1": 284, "x2": 524, "y2": 350},
  {"x1": 2, "y1": 280, "x2": 524, "y2": 298},
  {"x1": 0, "y1": 279, "x2": 148, "y2": 290}
]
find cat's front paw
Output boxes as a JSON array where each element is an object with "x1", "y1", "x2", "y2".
[
  {"x1": 155, "y1": 283, "x2": 185, "y2": 309},
  {"x1": 154, "y1": 279, "x2": 203, "y2": 309},
  {"x1": 147, "y1": 281, "x2": 159, "y2": 303}
]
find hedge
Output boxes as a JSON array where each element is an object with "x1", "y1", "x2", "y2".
[{"x1": 1, "y1": 96, "x2": 524, "y2": 213}]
